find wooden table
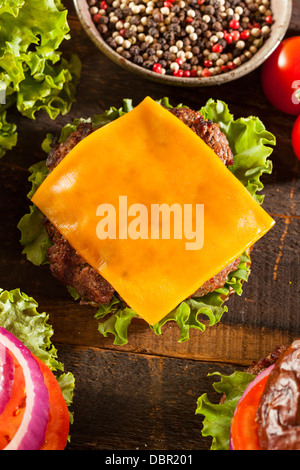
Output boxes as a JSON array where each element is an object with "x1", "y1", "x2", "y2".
[{"x1": 0, "y1": 0, "x2": 299, "y2": 451}]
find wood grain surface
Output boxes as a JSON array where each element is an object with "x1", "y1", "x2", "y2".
[{"x1": 0, "y1": 0, "x2": 299, "y2": 451}]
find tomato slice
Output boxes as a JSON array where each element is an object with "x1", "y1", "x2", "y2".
[
  {"x1": 230, "y1": 370, "x2": 272, "y2": 450},
  {"x1": 0, "y1": 352, "x2": 69, "y2": 450},
  {"x1": 36, "y1": 357, "x2": 70, "y2": 450},
  {"x1": 0, "y1": 352, "x2": 26, "y2": 449},
  {"x1": 36, "y1": 356, "x2": 70, "y2": 450}
]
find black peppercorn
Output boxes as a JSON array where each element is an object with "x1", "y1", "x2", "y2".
[
  {"x1": 148, "y1": 27, "x2": 160, "y2": 38},
  {"x1": 129, "y1": 45, "x2": 140, "y2": 55},
  {"x1": 122, "y1": 50, "x2": 131, "y2": 59},
  {"x1": 147, "y1": 47, "x2": 156, "y2": 56},
  {"x1": 97, "y1": 23, "x2": 108, "y2": 34},
  {"x1": 212, "y1": 21, "x2": 222, "y2": 31},
  {"x1": 143, "y1": 59, "x2": 155, "y2": 69},
  {"x1": 133, "y1": 55, "x2": 144, "y2": 65}
]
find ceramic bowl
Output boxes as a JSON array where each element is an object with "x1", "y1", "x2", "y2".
[{"x1": 74, "y1": 0, "x2": 293, "y2": 87}]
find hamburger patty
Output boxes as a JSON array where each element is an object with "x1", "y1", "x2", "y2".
[
  {"x1": 43, "y1": 108, "x2": 241, "y2": 306},
  {"x1": 169, "y1": 107, "x2": 234, "y2": 166},
  {"x1": 44, "y1": 122, "x2": 115, "y2": 305},
  {"x1": 246, "y1": 345, "x2": 288, "y2": 375},
  {"x1": 46, "y1": 122, "x2": 94, "y2": 172},
  {"x1": 45, "y1": 222, "x2": 115, "y2": 305},
  {"x1": 192, "y1": 257, "x2": 241, "y2": 297}
]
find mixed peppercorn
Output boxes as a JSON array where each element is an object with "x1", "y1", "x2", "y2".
[{"x1": 87, "y1": 0, "x2": 273, "y2": 78}]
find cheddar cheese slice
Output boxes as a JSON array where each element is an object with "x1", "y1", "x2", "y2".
[{"x1": 32, "y1": 97, "x2": 275, "y2": 326}]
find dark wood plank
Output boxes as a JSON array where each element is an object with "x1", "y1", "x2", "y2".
[{"x1": 61, "y1": 343, "x2": 240, "y2": 450}]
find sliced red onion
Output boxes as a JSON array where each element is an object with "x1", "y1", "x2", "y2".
[
  {"x1": 0, "y1": 344, "x2": 14, "y2": 415},
  {"x1": 0, "y1": 327, "x2": 50, "y2": 450},
  {"x1": 229, "y1": 364, "x2": 274, "y2": 450}
]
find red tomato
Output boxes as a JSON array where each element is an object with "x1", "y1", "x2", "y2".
[
  {"x1": 36, "y1": 356, "x2": 70, "y2": 451},
  {"x1": 261, "y1": 36, "x2": 300, "y2": 115},
  {"x1": 230, "y1": 373, "x2": 270, "y2": 450},
  {"x1": 0, "y1": 352, "x2": 69, "y2": 450},
  {"x1": 0, "y1": 353, "x2": 26, "y2": 449},
  {"x1": 292, "y1": 114, "x2": 300, "y2": 161}
]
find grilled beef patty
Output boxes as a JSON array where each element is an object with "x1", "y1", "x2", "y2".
[
  {"x1": 43, "y1": 108, "x2": 242, "y2": 307},
  {"x1": 169, "y1": 107, "x2": 234, "y2": 166}
]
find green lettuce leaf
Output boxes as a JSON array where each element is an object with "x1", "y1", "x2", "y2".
[
  {"x1": 0, "y1": 109, "x2": 17, "y2": 158},
  {"x1": 0, "y1": 288, "x2": 75, "y2": 418},
  {"x1": 16, "y1": 54, "x2": 81, "y2": 120},
  {"x1": 0, "y1": 0, "x2": 24, "y2": 17},
  {"x1": 17, "y1": 161, "x2": 52, "y2": 266},
  {"x1": 195, "y1": 370, "x2": 255, "y2": 450},
  {"x1": 18, "y1": 98, "x2": 275, "y2": 345},
  {"x1": 93, "y1": 98, "x2": 134, "y2": 128},
  {"x1": 95, "y1": 252, "x2": 251, "y2": 345},
  {"x1": 199, "y1": 99, "x2": 275, "y2": 204},
  {"x1": 0, "y1": 0, "x2": 81, "y2": 158}
]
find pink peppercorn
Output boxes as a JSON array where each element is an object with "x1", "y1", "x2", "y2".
[
  {"x1": 212, "y1": 44, "x2": 223, "y2": 53},
  {"x1": 227, "y1": 61, "x2": 236, "y2": 70},
  {"x1": 93, "y1": 13, "x2": 101, "y2": 24},
  {"x1": 229, "y1": 19, "x2": 240, "y2": 30},
  {"x1": 204, "y1": 59, "x2": 213, "y2": 67},
  {"x1": 224, "y1": 32, "x2": 233, "y2": 44},
  {"x1": 231, "y1": 30, "x2": 240, "y2": 41},
  {"x1": 201, "y1": 68, "x2": 211, "y2": 77},
  {"x1": 173, "y1": 69, "x2": 183, "y2": 77},
  {"x1": 152, "y1": 63, "x2": 162, "y2": 73},
  {"x1": 240, "y1": 30, "x2": 250, "y2": 40}
]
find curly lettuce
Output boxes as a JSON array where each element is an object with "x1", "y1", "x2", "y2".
[
  {"x1": 199, "y1": 99, "x2": 275, "y2": 204},
  {"x1": 195, "y1": 370, "x2": 255, "y2": 450},
  {"x1": 18, "y1": 98, "x2": 275, "y2": 345},
  {"x1": 0, "y1": 288, "x2": 75, "y2": 421},
  {"x1": 0, "y1": 0, "x2": 81, "y2": 159},
  {"x1": 0, "y1": 109, "x2": 17, "y2": 158},
  {"x1": 18, "y1": 160, "x2": 52, "y2": 266}
]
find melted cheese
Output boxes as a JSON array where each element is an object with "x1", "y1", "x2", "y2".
[{"x1": 32, "y1": 97, "x2": 275, "y2": 325}]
